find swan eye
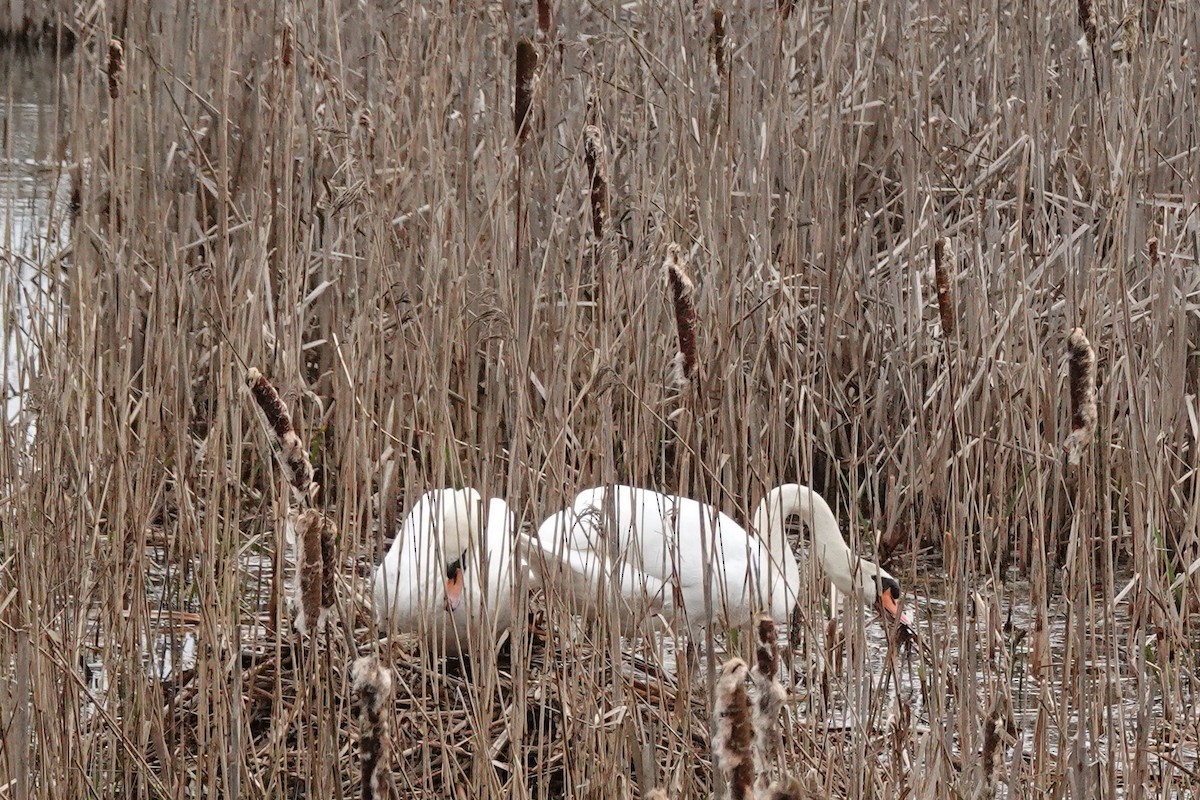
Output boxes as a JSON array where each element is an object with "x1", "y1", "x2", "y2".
[{"x1": 446, "y1": 553, "x2": 465, "y2": 580}]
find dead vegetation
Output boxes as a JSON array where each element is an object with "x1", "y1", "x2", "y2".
[{"x1": 2, "y1": 1, "x2": 1200, "y2": 797}]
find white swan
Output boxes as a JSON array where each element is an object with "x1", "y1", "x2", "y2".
[
  {"x1": 526, "y1": 484, "x2": 902, "y2": 634},
  {"x1": 373, "y1": 487, "x2": 522, "y2": 656}
]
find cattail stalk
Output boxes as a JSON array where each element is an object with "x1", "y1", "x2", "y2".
[
  {"x1": 514, "y1": 38, "x2": 538, "y2": 144},
  {"x1": 751, "y1": 615, "x2": 786, "y2": 790},
  {"x1": 932, "y1": 237, "x2": 956, "y2": 337},
  {"x1": 246, "y1": 367, "x2": 315, "y2": 497},
  {"x1": 713, "y1": 658, "x2": 754, "y2": 800},
  {"x1": 352, "y1": 656, "x2": 394, "y2": 800},
  {"x1": 664, "y1": 245, "x2": 698, "y2": 386},
  {"x1": 583, "y1": 126, "x2": 608, "y2": 240},
  {"x1": 107, "y1": 39, "x2": 124, "y2": 100},
  {"x1": 1063, "y1": 328, "x2": 1097, "y2": 465}
]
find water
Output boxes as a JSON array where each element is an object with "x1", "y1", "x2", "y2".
[{"x1": 0, "y1": 48, "x2": 70, "y2": 424}]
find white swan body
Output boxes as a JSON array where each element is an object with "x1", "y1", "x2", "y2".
[
  {"x1": 527, "y1": 484, "x2": 901, "y2": 634},
  {"x1": 373, "y1": 488, "x2": 521, "y2": 656}
]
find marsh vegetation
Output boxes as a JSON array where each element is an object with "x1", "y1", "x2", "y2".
[{"x1": 1, "y1": 1, "x2": 1199, "y2": 797}]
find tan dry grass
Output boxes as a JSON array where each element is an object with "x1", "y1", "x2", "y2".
[{"x1": 2, "y1": 1, "x2": 1199, "y2": 798}]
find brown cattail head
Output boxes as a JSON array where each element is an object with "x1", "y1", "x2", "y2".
[
  {"x1": 583, "y1": 125, "x2": 609, "y2": 239},
  {"x1": 932, "y1": 237, "x2": 956, "y2": 337},
  {"x1": 762, "y1": 776, "x2": 811, "y2": 800},
  {"x1": 751, "y1": 615, "x2": 787, "y2": 790},
  {"x1": 246, "y1": 368, "x2": 316, "y2": 497},
  {"x1": 352, "y1": 656, "x2": 394, "y2": 800},
  {"x1": 281, "y1": 24, "x2": 293, "y2": 69},
  {"x1": 1077, "y1": 0, "x2": 1097, "y2": 48},
  {"x1": 293, "y1": 509, "x2": 335, "y2": 635},
  {"x1": 1147, "y1": 237, "x2": 1159, "y2": 265},
  {"x1": 664, "y1": 245, "x2": 698, "y2": 386},
  {"x1": 514, "y1": 38, "x2": 538, "y2": 144},
  {"x1": 1063, "y1": 328, "x2": 1098, "y2": 466},
  {"x1": 713, "y1": 658, "x2": 754, "y2": 800},
  {"x1": 536, "y1": 0, "x2": 553, "y2": 42},
  {"x1": 107, "y1": 39, "x2": 124, "y2": 100},
  {"x1": 709, "y1": 8, "x2": 727, "y2": 78}
]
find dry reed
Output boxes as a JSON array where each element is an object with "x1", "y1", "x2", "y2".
[{"x1": 4, "y1": 2, "x2": 1199, "y2": 797}]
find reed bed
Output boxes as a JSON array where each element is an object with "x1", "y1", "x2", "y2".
[{"x1": 2, "y1": 1, "x2": 1199, "y2": 798}]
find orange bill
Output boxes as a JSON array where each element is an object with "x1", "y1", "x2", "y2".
[
  {"x1": 880, "y1": 587, "x2": 913, "y2": 627},
  {"x1": 444, "y1": 568, "x2": 465, "y2": 612}
]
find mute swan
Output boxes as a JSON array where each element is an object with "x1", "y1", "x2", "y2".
[
  {"x1": 526, "y1": 483, "x2": 902, "y2": 634},
  {"x1": 373, "y1": 487, "x2": 522, "y2": 656}
]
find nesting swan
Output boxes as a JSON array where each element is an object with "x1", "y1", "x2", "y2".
[
  {"x1": 525, "y1": 484, "x2": 902, "y2": 634},
  {"x1": 373, "y1": 487, "x2": 523, "y2": 656}
]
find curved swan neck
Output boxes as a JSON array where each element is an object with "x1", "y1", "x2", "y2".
[{"x1": 752, "y1": 484, "x2": 855, "y2": 588}]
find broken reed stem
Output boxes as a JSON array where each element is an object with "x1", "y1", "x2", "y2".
[
  {"x1": 293, "y1": 509, "x2": 336, "y2": 635},
  {"x1": 751, "y1": 615, "x2": 786, "y2": 791},
  {"x1": 352, "y1": 656, "x2": 394, "y2": 800},
  {"x1": 932, "y1": 237, "x2": 956, "y2": 337},
  {"x1": 583, "y1": 125, "x2": 609, "y2": 240},
  {"x1": 709, "y1": 8, "x2": 727, "y2": 79},
  {"x1": 107, "y1": 39, "x2": 124, "y2": 100},
  {"x1": 713, "y1": 658, "x2": 754, "y2": 800},
  {"x1": 514, "y1": 38, "x2": 538, "y2": 144},
  {"x1": 1063, "y1": 328, "x2": 1098, "y2": 466},
  {"x1": 664, "y1": 244, "x2": 697, "y2": 386},
  {"x1": 246, "y1": 367, "x2": 315, "y2": 498}
]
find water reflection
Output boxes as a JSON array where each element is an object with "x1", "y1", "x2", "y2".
[{"x1": 1, "y1": 47, "x2": 69, "y2": 423}]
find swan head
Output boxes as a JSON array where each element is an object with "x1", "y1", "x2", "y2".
[
  {"x1": 425, "y1": 487, "x2": 482, "y2": 612},
  {"x1": 859, "y1": 567, "x2": 906, "y2": 624}
]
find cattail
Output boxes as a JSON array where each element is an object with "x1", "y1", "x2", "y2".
[
  {"x1": 351, "y1": 656, "x2": 394, "y2": 800},
  {"x1": 932, "y1": 237, "x2": 956, "y2": 337},
  {"x1": 710, "y1": 8, "x2": 727, "y2": 78},
  {"x1": 293, "y1": 509, "x2": 334, "y2": 635},
  {"x1": 583, "y1": 125, "x2": 609, "y2": 239},
  {"x1": 981, "y1": 703, "x2": 1003, "y2": 787},
  {"x1": 664, "y1": 245, "x2": 698, "y2": 386},
  {"x1": 1147, "y1": 237, "x2": 1159, "y2": 265},
  {"x1": 536, "y1": 0, "x2": 553, "y2": 42},
  {"x1": 713, "y1": 658, "x2": 754, "y2": 800},
  {"x1": 1077, "y1": 0, "x2": 1097, "y2": 49},
  {"x1": 246, "y1": 367, "x2": 315, "y2": 498},
  {"x1": 1063, "y1": 328, "x2": 1097, "y2": 466},
  {"x1": 763, "y1": 776, "x2": 809, "y2": 800},
  {"x1": 514, "y1": 37, "x2": 538, "y2": 144},
  {"x1": 281, "y1": 23, "x2": 293, "y2": 69},
  {"x1": 320, "y1": 517, "x2": 337, "y2": 611},
  {"x1": 107, "y1": 39, "x2": 124, "y2": 100},
  {"x1": 751, "y1": 615, "x2": 786, "y2": 789}
]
